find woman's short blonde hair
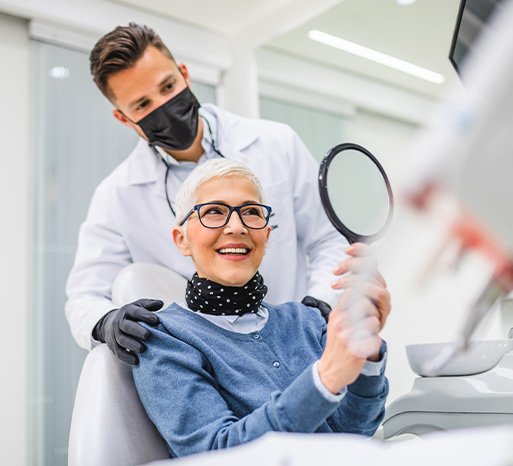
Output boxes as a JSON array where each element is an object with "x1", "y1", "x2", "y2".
[{"x1": 173, "y1": 159, "x2": 265, "y2": 225}]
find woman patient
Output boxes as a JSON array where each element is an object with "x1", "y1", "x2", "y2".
[{"x1": 133, "y1": 159, "x2": 390, "y2": 458}]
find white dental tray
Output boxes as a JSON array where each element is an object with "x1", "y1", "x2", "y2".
[{"x1": 406, "y1": 339, "x2": 513, "y2": 376}]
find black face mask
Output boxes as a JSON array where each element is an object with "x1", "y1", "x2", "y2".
[{"x1": 136, "y1": 86, "x2": 201, "y2": 151}]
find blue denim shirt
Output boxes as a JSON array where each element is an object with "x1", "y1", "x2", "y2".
[{"x1": 133, "y1": 302, "x2": 388, "y2": 458}]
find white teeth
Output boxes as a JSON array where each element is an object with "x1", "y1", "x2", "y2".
[{"x1": 218, "y1": 248, "x2": 249, "y2": 254}]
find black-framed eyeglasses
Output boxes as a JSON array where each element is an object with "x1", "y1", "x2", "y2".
[{"x1": 178, "y1": 202, "x2": 272, "y2": 230}]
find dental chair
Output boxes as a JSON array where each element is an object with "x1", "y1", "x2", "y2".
[{"x1": 68, "y1": 263, "x2": 188, "y2": 466}]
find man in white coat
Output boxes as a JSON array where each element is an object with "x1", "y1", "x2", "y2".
[{"x1": 66, "y1": 23, "x2": 389, "y2": 364}]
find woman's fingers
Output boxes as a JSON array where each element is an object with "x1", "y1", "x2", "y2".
[
  {"x1": 333, "y1": 279, "x2": 390, "y2": 315},
  {"x1": 329, "y1": 307, "x2": 382, "y2": 358},
  {"x1": 331, "y1": 273, "x2": 384, "y2": 290},
  {"x1": 333, "y1": 255, "x2": 386, "y2": 286},
  {"x1": 348, "y1": 332, "x2": 382, "y2": 359},
  {"x1": 345, "y1": 242, "x2": 372, "y2": 256},
  {"x1": 334, "y1": 286, "x2": 390, "y2": 331}
]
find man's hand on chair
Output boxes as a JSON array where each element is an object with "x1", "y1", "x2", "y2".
[
  {"x1": 301, "y1": 295, "x2": 332, "y2": 321},
  {"x1": 93, "y1": 298, "x2": 163, "y2": 365}
]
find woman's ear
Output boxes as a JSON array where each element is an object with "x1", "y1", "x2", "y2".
[
  {"x1": 262, "y1": 225, "x2": 271, "y2": 251},
  {"x1": 172, "y1": 226, "x2": 191, "y2": 256}
]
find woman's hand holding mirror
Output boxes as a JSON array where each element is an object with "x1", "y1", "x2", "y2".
[
  {"x1": 319, "y1": 142, "x2": 393, "y2": 358},
  {"x1": 330, "y1": 243, "x2": 390, "y2": 359}
]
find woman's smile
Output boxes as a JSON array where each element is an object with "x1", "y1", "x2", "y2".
[{"x1": 215, "y1": 242, "x2": 253, "y2": 261}]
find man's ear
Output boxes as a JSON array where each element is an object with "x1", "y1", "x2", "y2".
[
  {"x1": 113, "y1": 109, "x2": 148, "y2": 141},
  {"x1": 172, "y1": 226, "x2": 191, "y2": 256},
  {"x1": 113, "y1": 108, "x2": 133, "y2": 127},
  {"x1": 178, "y1": 63, "x2": 192, "y2": 88}
]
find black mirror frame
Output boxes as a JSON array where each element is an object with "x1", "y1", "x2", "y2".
[{"x1": 318, "y1": 142, "x2": 394, "y2": 244}]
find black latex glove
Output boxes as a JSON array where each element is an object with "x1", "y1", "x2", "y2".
[
  {"x1": 301, "y1": 295, "x2": 332, "y2": 322},
  {"x1": 93, "y1": 298, "x2": 163, "y2": 365}
]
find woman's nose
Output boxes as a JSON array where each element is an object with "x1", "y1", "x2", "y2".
[{"x1": 224, "y1": 211, "x2": 247, "y2": 233}]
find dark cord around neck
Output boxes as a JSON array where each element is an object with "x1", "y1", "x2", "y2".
[
  {"x1": 202, "y1": 115, "x2": 224, "y2": 158},
  {"x1": 151, "y1": 114, "x2": 224, "y2": 218}
]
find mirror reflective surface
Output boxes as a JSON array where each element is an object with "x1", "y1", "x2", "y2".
[
  {"x1": 327, "y1": 149, "x2": 391, "y2": 236},
  {"x1": 319, "y1": 143, "x2": 393, "y2": 244}
]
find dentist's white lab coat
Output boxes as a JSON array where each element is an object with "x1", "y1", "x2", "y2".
[{"x1": 65, "y1": 105, "x2": 347, "y2": 350}]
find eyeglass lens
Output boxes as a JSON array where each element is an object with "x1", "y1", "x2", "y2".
[{"x1": 198, "y1": 203, "x2": 268, "y2": 229}]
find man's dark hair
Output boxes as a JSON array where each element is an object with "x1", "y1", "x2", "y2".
[{"x1": 90, "y1": 23, "x2": 175, "y2": 101}]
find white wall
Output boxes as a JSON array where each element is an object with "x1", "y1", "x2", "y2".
[
  {"x1": 257, "y1": 48, "x2": 437, "y2": 126},
  {"x1": 350, "y1": 109, "x2": 418, "y2": 185},
  {"x1": 0, "y1": 12, "x2": 30, "y2": 466}
]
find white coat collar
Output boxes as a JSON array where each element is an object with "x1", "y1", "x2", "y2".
[
  {"x1": 201, "y1": 104, "x2": 259, "y2": 153},
  {"x1": 126, "y1": 138, "x2": 161, "y2": 185},
  {"x1": 126, "y1": 104, "x2": 259, "y2": 186}
]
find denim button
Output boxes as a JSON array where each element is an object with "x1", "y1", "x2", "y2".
[
  {"x1": 273, "y1": 361, "x2": 280, "y2": 368},
  {"x1": 253, "y1": 333, "x2": 260, "y2": 340}
]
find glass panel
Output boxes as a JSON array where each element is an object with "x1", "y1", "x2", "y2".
[
  {"x1": 259, "y1": 96, "x2": 348, "y2": 162},
  {"x1": 192, "y1": 80, "x2": 216, "y2": 104},
  {"x1": 31, "y1": 39, "x2": 138, "y2": 466},
  {"x1": 31, "y1": 39, "x2": 215, "y2": 465}
]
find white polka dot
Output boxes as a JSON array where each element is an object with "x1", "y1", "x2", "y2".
[
  {"x1": 226, "y1": 299, "x2": 230, "y2": 302},
  {"x1": 222, "y1": 312, "x2": 225, "y2": 316},
  {"x1": 220, "y1": 288, "x2": 224, "y2": 292},
  {"x1": 205, "y1": 301, "x2": 209, "y2": 304},
  {"x1": 210, "y1": 292, "x2": 213, "y2": 295},
  {"x1": 247, "y1": 304, "x2": 250, "y2": 307},
  {"x1": 252, "y1": 296, "x2": 256, "y2": 299},
  {"x1": 234, "y1": 292, "x2": 238, "y2": 295},
  {"x1": 217, "y1": 295, "x2": 220, "y2": 298}
]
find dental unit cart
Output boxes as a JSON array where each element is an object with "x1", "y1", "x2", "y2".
[{"x1": 383, "y1": 351, "x2": 513, "y2": 438}]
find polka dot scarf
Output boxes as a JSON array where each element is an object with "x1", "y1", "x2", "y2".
[{"x1": 185, "y1": 272, "x2": 268, "y2": 316}]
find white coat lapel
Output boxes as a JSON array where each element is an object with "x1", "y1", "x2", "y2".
[
  {"x1": 201, "y1": 104, "x2": 259, "y2": 156},
  {"x1": 126, "y1": 139, "x2": 161, "y2": 185}
]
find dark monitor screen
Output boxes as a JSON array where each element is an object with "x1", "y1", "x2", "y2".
[{"x1": 449, "y1": 0, "x2": 504, "y2": 75}]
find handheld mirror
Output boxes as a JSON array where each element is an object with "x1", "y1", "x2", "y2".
[{"x1": 318, "y1": 143, "x2": 394, "y2": 244}]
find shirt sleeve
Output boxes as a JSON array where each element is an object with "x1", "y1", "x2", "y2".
[
  {"x1": 284, "y1": 126, "x2": 349, "y2": 307},
  {"x1": 311, "y1": 361, "x2": 347, "y2": 402},
  {"x1": 133, "y1": 323, "x2": 343, "y2": 458},
  {"x1": 65, "y1": 182, "x2": 131, "y2": 350},
  {"x1": 361, "y1": 340, "x2": 388, "y2": 376}
]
